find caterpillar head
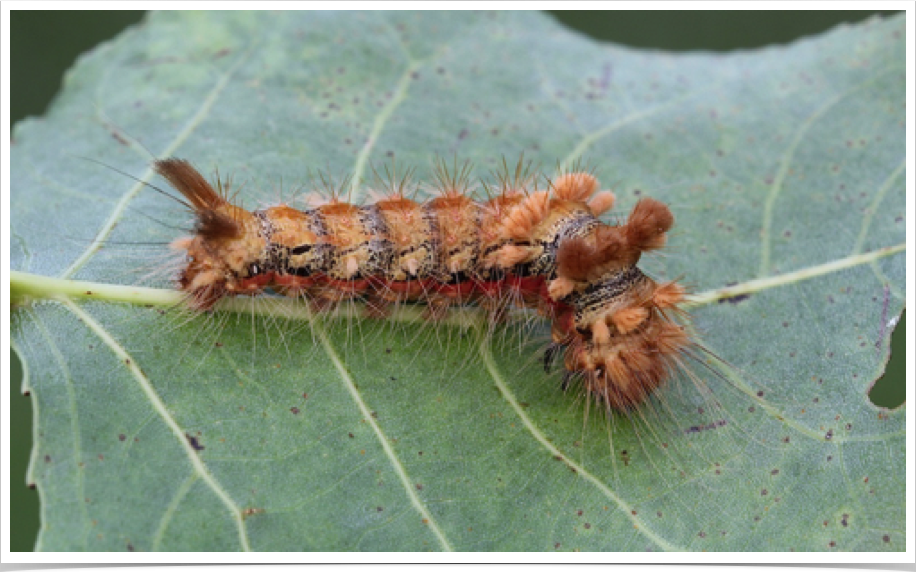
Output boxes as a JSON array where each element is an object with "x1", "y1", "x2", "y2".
[
  {"x1": 563, "y1": 310, "x2": 691, "y2": 411},
  {"x1": 549, "y1": 193, "x2": 688, "y2": 412},
  {"x1": 155, "y1": 158, "x2": 264, "y2": 310}
]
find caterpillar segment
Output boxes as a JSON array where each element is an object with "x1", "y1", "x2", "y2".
[{"x1": 156, "y1": 157, "x2": 693, "y2": 411}]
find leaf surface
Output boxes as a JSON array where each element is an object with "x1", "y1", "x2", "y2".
[{"x1": 10, "y1": 11, "x2": 906, "y2": 551}]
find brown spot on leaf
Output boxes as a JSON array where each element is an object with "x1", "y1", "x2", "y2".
[
  {"x1": 185, "y1": 433, "x2": 205, "y2": 451},
  {"x1": 110, "y1": 131, "x2": 130, "y2": 146},
  {"x1": 719, "y1": 293, "x2": 750, "y2": 305}
]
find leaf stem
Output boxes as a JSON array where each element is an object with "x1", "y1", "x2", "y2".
[
  {"x1": 9, "y1": 270, "x2": 483, "y2": 328},
  {"x1": 685, "y1": 242, "x2": 906, "y2": 307},
  {"x1": 10, "y1": 240, "x2": 905, "y2": 321},
  {"x1": 11, "y1": 270, "x2": 181, "y2": 307}
]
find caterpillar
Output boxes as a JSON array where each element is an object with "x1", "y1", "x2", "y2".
[{"x1": 156, "y1": 157, "x2": 694, "y2": 412}]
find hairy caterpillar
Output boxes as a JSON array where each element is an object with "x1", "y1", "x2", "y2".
[{"x1": 155, "y1": 156, "x2": 695, "y2": 412}]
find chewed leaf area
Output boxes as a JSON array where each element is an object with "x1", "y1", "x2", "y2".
[{"x1": 10, "y1": 12, "x2": 905, "y2": 551}]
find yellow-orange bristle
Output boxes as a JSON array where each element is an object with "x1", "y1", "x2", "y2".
[
  {"x1": 552, "y1": 172, "x2": 598, "y2": 202},
  {"x1": 432, "y1": 156, "x2": 474, "y2": 198},
  {"x1": 372, "y1": 162, "x2": 417, "y2": 201},
  {"x1": 611, "y1": 306, "x2": 649, "y2": 334},
  {"x1": 502, "y1": 191, "x2": 550, "y2": 240},
  {"x1": 547, "y1": 276, "x2": 576, "y2": 301},
  {"x1": 591, "y1": 319, "x2": 612, "y2": 346},
  {"x1": 652, "y1": 281, "x2": 686, "y2": 309},
  {"x1": 493, "y1": 155, "x2": 536, "y2": 196},
  {"x1": 588, "y1": 191, "x2": 616, "y2": 216},
  {"x1": 492, "y1": 244, "x2": 530, "y2": 268},
  {"x1": 313, "y1": 170, "x2": 354, "y2": 205}
]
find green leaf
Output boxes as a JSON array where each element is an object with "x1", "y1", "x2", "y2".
[{"x1": 10, "y1": 11, "x2": 905, "y2": 552}]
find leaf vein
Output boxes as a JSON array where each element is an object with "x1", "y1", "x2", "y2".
[
  {"x1": 689, "y1": 243, "x2": 906, "y2": 308},
  {"x1": 758, "y1": 64, "x2": 904, "y2": 277},
  {"x1": 853, "y1": 157, "x2": 905, "y2": 255},
  {"x1": 558, "y1": 83, "x2": 716, "y2": 172},
  {"x1": 62, "y1": 49, "x2": 251, "y2": 279},
  {"x1": 60, "y1": 299, "x2": 253, "y2": 551},
  {"x1": 268, "y1": 459, "x2": 374, "y2": 516},
  {"x1": 350, "y1": 59, "x2": 421, "y2": 195},
  {"x1": 310, "y1": 320, "x2": 454, "y2": 551},
  {"x1": 31, "y1": 310, "x2": 90, "y2": 550},
  {"x1": 150, "y1": 472, "x2": 199, "y2": 551},
  {"x1": 478, "y1": 334, "x2": 682, "y2": 551}
]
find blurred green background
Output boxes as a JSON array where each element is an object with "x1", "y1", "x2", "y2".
[{"x1": 9, "y1": 10, "x2": 905, "y2": 551}]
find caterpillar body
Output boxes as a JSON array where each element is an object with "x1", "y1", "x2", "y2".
[{"x1": 156, "y1": 158, "x2": 693, "y2": 411}]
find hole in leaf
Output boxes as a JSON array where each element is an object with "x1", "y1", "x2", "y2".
[{"x1": 868, "y1": 310, "x2": 905, "y2": 408}]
